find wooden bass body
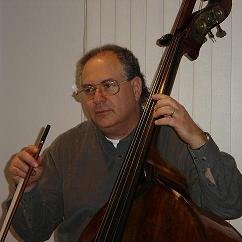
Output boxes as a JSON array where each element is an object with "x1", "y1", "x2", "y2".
[{"x1": 79, "y1": 149, "x2": 242, "y2": 242}]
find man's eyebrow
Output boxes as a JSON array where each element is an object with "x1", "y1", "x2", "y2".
[
  {"x1": 100, "y1": 78, "x2": 115, "y2": 83},
  {"x1": 82, "y1": 78, "x2": 115, "y2": 86},
  {"x1": 81, "y1": 83, "x2": 93, "y2": 87}
]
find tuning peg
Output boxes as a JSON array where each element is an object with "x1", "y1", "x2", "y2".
[
  {"x1": 208, "y1": 30, "x2": 216, "y2": 42},
  {"x1": 216, "y1": 25, "x2": 226, "y2": 38},
  {"x1": 156, "y1": 34, "x2": 173, "y2": 47}
]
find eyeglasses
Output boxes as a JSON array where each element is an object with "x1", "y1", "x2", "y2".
[{"x1": 73, "y1": 79, "x2": 129, "y2": 101}]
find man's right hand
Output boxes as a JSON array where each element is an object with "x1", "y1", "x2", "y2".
[{"x1": 8, "y1": 145, "x2": 44, "y2": 192}]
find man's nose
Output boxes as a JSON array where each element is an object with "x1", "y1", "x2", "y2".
[{"x1": 92, "y1": 88, "x2": 106, "y2": 103}]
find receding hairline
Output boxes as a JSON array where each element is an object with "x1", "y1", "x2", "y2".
[
  {"x1": 83, "y1": 50, "x2": 122, "y2": 65},
  {"x1": 79, "y1": 50, "x2": 126, "y2": 84}
]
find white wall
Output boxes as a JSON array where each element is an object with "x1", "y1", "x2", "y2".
[
  {"x1": 0, "y1": 0, "x2": 84, "y2": 241},
  {"x1": 1, "y1": 0, "x2": 242, "y2": 241}
]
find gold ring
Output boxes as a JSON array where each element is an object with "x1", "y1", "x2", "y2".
[{"x1": 171, "y1": 109, "x2": 175, "y2": 117}]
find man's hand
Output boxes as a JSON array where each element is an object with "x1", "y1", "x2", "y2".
[
  {"x1": 8, "y1": 145, "x2": 44, "y2": 192},
  {"x1": 152, "y1": 93, "x2": 207, "y2": 149}
]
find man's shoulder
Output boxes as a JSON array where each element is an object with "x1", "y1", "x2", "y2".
[
  {"x1": 50, "y1": 121, "x2": 96, "y2": 148},
  {"x1": 61, "y1": 121, "x2": 94, "y2": 137}
]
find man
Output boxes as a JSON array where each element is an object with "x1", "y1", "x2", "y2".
[{"x1": 6, "y1": 44, "x2": 242, "y2": 241}]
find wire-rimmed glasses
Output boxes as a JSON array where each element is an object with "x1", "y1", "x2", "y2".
[{"x1": 73, "y1": 79, "x2": 129, "y2": 101}]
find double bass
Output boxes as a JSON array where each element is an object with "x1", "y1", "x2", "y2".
[{"x1": 78, "y1": 0, "x2": 242, "y2": 241}]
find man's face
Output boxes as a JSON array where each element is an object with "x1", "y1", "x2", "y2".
[{"x1": 80, "y1": 51, "x2": 142, "y2": 138}]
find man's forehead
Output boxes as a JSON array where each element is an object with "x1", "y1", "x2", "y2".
[
  {"x1": 82, "y1": 51, "x2": 125, "y2": 83},
  {"x1": 85, "y1": 51, "x2": 119, "y2": 65}
]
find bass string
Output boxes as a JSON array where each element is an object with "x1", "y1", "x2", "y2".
[{"x1": 95, "y1": 35, "x2": 183, "y2": 241}]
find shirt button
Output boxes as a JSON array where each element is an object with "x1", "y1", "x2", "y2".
[{"x1": 202, "y1": 156, "x2": 207, "y2": 161}]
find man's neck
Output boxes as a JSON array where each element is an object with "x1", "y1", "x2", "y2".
[{"x1": 101, "y1": 113, "x2": 140, "y2": 140}]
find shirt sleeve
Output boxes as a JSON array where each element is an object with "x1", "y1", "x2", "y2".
[
  {"x1": 8, "y1": 148, "x2": 64, "y2": 242},
  {"x1": 188, "y1": 133, "x2": 242, "y2": 219},
  {"x1": 156, "y1": 126, "x2": 242, "y2": 220}
]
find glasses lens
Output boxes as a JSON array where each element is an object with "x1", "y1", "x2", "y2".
[
  {"x1": 82, "y1": 85, "x2": 96, "y2": 96},
  {"x1": 75, "y1": 79, "x2": 123, "y2": 101},
  {"x1": 101, "y1": 80, "x2": 119, "y2": 96}
]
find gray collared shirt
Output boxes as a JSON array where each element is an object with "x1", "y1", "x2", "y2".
[{"x1": 7, "y1": 121, "x2": 242, "y2": 242}]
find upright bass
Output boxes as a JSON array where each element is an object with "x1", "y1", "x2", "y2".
[{"x1": 79, "y1": 0, "x2": 242, "y2": 241}]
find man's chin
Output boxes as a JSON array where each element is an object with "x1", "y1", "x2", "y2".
[
  {"x1": 92, "y1": 117, "x2": 118, "y2": 131},
  {"x1": 94, "y1": 120, "x2": 116, "y2": 129}
]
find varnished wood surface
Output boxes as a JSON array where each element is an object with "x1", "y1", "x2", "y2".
[{"x1": 79, "y1": 178, "x2": 242, "y2": 242}]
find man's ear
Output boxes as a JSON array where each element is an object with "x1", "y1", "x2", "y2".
[{"x1": 130, "y1": 77, "x2": 142, "y2": 101}]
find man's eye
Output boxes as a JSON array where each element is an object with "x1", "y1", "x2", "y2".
[
  {"x1": 103, "y1": 81, "x2": 116, "y2": 89},
  {"x1": 83, "y1": 86, "x2": 95, "y2": 94}
]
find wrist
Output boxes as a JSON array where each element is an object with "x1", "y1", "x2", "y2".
[{"x1": 189, "y1": 132, "x2": 209, "y2": 149}]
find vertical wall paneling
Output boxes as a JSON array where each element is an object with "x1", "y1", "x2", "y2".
[
  {"x1": 211, "y1": 15, "x2": 232, "y2": 151},
  {"x1": 193, "y1": 42, "x2": 213, "y2": 132},
  {"x1": 145, "y1": 0, "x2": 163, "y2": 86},
  {"x1": 163, "y1": 0, "x2": 181, "y2": 100},
  {"x1": 86, "y1": 0, "x2": 101, "y2": 50},
  {"x1": 130, "y1": 0, "x2": 147, "y2": 76},
  {"x1": 231, "y1": 0, "x2": 242, "y2": 230},
  {"x1": 230, "y1": 0, "x2": 242, "y2": 170},
  {"x1": 230, "y1": 4, "x2": 242, "y2": 231},
  {"x1": 115, "y1": 0, "x2": 131, "y2": 48},
  {"x1": 179, "y1": 58, "x2": 195, "y2": 117},
  {"x1": 100, "y1": 0, "x2": 116, "y2": 45}
]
